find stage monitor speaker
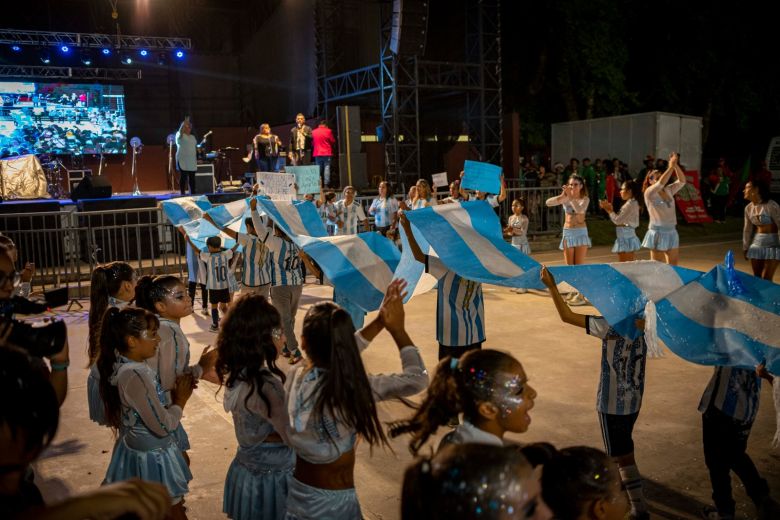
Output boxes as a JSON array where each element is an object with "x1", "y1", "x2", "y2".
[
  {"x1": 338, "y1": 153, "x2": 368, "y2": 190},
  {"x1": 195, "y1": 163, "x2": 215, "y2": 194},
  {"x1": 71, "y1": 174, "x2": 112, "y2": 201},
  {"x1": 337, "y1": 106, "x2": 361, "y2": 155},
  {"x1": 390, "y1": 0, "x2": 430, "y2": 55}
]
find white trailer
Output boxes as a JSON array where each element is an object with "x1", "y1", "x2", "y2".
[
  {"x1": 765, "y1": 136, "x2": 780, "y2": 193},
  {"x1": 551, "y1": 111, "x2": 703, "y2": 174}
]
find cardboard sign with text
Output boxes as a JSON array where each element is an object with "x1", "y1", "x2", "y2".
[
  {"x1": 462, "y1": 160, "x2": 502, "y2": 194},
  {"x1": 257, "y1": 172, "x2": 296, "y2": 201}
]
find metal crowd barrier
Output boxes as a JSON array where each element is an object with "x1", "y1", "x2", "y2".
[{"x1": 1, "y1": 187, "x2": 564, "y2": 296}]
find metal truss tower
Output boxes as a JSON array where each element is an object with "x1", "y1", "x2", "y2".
[{"x1": 314, "y1": 0, "x2": 502, "y2": 189}]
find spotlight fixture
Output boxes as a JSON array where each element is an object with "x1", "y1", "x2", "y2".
[
  {"x1": 60, "y1": 45, "x2": 70, "y2": 53},
  {"x1": 11, "y1": 45, "x2": 21, "y2": 52},
  {"x1": 101, "y1": 48, "x2": 111, "y2": 56},
  {"x1": 139, "y1": 49, "x2": 148, "y2": 57},
  {"x1": 39, "y1": 49, "x2": 51, "y2": 64},
  {"x1": 175, "y1": 50, "x2": 184, "y2": 59},
  {"x1": 119, "y1": 52, "x2": 133, "y2": 65},
  {"x1": 80, "y1": 50, "x2": 94, "y2": 66}
]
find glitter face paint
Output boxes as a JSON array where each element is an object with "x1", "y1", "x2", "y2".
[{"x1": 464, "y1": 368, "x2": 529, "y2": 418}]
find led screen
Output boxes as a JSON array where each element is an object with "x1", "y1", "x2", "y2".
[{"x1": 0, "y1": 81, "x2": 126, "y2": 157}]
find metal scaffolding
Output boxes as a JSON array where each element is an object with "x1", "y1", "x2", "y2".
[
  {"x1": 315, "y1": 0, "x2": 503, "y2": 188},
  {"x1": 0, "y1": 65, "x2": 142, "y2": 80},
  {"x1": 0, "y1": 28, "x2": 192, "y2": 50}
]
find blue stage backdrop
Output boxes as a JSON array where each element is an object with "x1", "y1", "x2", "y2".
[{"x1": 0, "y1": 81, "x2": 127, "y2": 157}]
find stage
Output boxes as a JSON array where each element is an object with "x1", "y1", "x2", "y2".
[{"x1": 0, "y1": 189, "x2": 249, "y2": 209}]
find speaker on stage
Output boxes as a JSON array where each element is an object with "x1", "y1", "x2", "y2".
[
  {"x1": 337, "y1": 106, "x2": 361, "y2": 155},
  {"x1": 390, "y1": 0, "x2": 430, "y2": 55},
  {"x1": 195, "y1": 163, "x2": 215, "y2": 194},
  {"x1": 71, "y1": 175, "x2": 112, "y2": 201},
  {"x1": 338, "y1": 153, "x2": 368, "y2": 190}
]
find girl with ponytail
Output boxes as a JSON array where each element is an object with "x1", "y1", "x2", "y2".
[
  {"x1": 217, "y1": 293, "x2": 293, "y2": 520},
  {"x1": 135, "y1": 275, "x2": 217, "y2": 463},
  {"x1": 98, "y1": 306, "x2": 195, "y2": 519},
  {"x1": 87, "y1": 262, "x2": 136, "y2": 425},
  {"x1": 389, "y1": 349, "x2": 536, "y2": 455},
  {"x1": 284, "y1": 279, "x2": 429, "y2": 520}
]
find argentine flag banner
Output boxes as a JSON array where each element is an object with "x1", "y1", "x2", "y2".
[
  {"x1": 403, "y1": 201, "x2": 544, "y2": 289},
  {"x1": 254, "y1": 198, "x2": 406, "y2": 312},
  {"x1": 655, "y1": 252, "x2": 780, "y2": 373},
  {"x1": 205, "y1": 198, "x2": 251, "y2": 228},
  {"x1": 161, "y1": 195, "x2": 212, "y2": 225},
  {"x1": 548, "y1": 261, "x2": 702, "y2": 340},
  {"x1": 180, "y1": 217, "x2": 242, "y2": 251}
]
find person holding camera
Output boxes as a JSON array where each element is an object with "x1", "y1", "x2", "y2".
[{"x1": 0, "y1": 245, "x2": 69, "y2": 406}]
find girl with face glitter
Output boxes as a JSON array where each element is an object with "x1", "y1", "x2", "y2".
[
  {"x1": 541, "y1": 446, "x2": 629, "y2": 520},
  {"x1": 541, "y1": 267, "x2": 649, "y2": 519},
  {"x1": 98, "y1": 307, "x2": 195, "y2": 519},
  {"x1": 402, "y1": 443, "x2": 552, "y2": 520},
  {"x1": 135, "y1": 275, "x2": 219, "y2": 465},
  {"x1": 389, "y1": 349, "x2": 537, "y2": 455}
]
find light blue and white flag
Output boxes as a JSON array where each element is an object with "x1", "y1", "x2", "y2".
[
  {"x1": 161, "y1": 195, "x2": 212, "y2": 225},
  {"x1": 548, "y1": 261, "x2": 702, "y2": 340},
  {"x1": 655, "y1": 252, "x2": 780, "y2": 372},
  {"x1": 205, "y1": 198, "x2": 250, "y2": 228},
  {"x1": 403, "y1": 200, "x2": 544, "y2": 289},
  {"x1": 255, "y1": 198, "x2": 409, "y2": 311},
  {"x1": 180, "y1": 217, "x2": 241, "y2": 251}
]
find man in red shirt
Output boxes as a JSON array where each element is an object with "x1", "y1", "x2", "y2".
[{"x1": 312, "y1": 120, "x2": 336, "y2": 187}]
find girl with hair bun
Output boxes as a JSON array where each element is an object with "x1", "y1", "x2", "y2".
[
  {"x1": 87, "y1": 261, "x2": 136, "y2": 425},
  {"x1": 98, "y1": 307, "x2": 195, "y2": 519},
  {"x1": 600, "y1": 179, "x2": 643, "y2": 262},
  {"x1": 135, "y1": 275, "x2": 217, "y2": 462},
  {"x1": 389, "y1": 348, "x2": 536, "y2": 455},
  {"x1": 283, "y1": 279, "x2": 428, "y2": 520}
]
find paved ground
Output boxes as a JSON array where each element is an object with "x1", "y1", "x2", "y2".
[{"x1": 36, "y1": 238, "x2": 779, "y2": 519}]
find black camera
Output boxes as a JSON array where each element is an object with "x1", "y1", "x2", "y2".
[
  {"x1": 0, "y1": 297, "x2": 67, "y2": 358},
  {"x1": 1, "y1": 317, "x2": 67, "y2": 358}
]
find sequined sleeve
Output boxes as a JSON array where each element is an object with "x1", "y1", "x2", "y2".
[
  {"x1": 609, "y1": 199, "x2": 639, "y2": 227},
  {"x1": 241, "y1": 377, "x2": 291, "y2": 444},
  {"x1": 743, "y1": 204, "x2": 755, "y2": 251},
  {"x1": 545, "y1": 193, "x2": 568, "y2": 207},
  {"x1": 118, "y1": 368, "x2": 182, "y2": 437}
]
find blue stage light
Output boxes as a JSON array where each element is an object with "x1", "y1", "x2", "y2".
[
  {"x1": 140, "y1": 49, "x2": 148, "y2": 57},
  {"x1": 175, "y1": 50, "x2": 184, "y2": 59},
  {"x1": 102, "y1": 48, "x2": 111, "y2": 55},
  {"x1": 39, "y1": 50, "x2": 51, "y2": 64},
  {"x1": 60, "y1": 45, "x2": 70, "y2": 53},
  {"x1": 11, "y1": 45, "x2": 21, "y2": 52}
]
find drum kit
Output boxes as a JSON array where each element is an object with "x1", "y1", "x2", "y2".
[{"x1": 39, "y1": 154, "x2": 65, "y2": 199}]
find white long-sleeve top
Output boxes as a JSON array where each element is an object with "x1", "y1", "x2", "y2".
[
  {"x1": 113, "y1": 359, "x2": 182, "y2": 437},
  {"x1": 223, "y1": 374, "x2": 290, "y2": 446},
  {"x1": 608, "y1": 198, "x2": 640, "y2": 228},
  {"x1": 507, "y1": 214, "x2": 529, "y2": 237},
  {"x1": 545, "y1": 194, "x2": 589, "y2": 215},
  {"x1": 145, "y1": 318, "x2": 202, "y2": 406},
  {"x1": 285, "y1": 331, "x2": 429, "y2": 464},
  {"x1": 644, "y1": 179, "x2": 685, "y2": 227},
  {"x1": 743, "y1": 200, "x2": 780, "y2": 250}
]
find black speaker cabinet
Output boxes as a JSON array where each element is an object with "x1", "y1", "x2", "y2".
[
  {"x1": 390, "y1": 0, "x2": 430, "y2": 55},
  {"x1": 71, "y1": 174, "x2": 112, "y2": 201},
  {"x1": 195, "y1": 163, "x2": 215, "y2": 194},
  {"x1": 77, "y1": 197, "x2": 159, "y2": 263}
]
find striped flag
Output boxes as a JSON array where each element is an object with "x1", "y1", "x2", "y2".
[
  {"x1": 655, "y1": 252, "x2": 780, "y2": 372},
  {"x1": 161, "y1": 195, "x2": 212, "y2": 225},
  {"x1": 254, "y1": 198, "x2": 405, "y2": 312},
  {"x1": 403, "y1": 201, "x2": 544, "y2": 289},
  {"x1": 548, "y1": 261, "x2": 702, "y2": 339},
  {"x1": 180, "y1": 217, "x2": 242, "y2": 251},
  {"x1": 205, "y1": 198, "x2": 250, "y2": 228}
]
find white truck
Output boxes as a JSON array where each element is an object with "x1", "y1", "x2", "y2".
[{"x1": 551, "y1": 111, "x2": 703, "y2": 174}]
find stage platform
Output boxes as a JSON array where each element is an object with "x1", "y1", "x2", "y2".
[{"x1": 0, "y1": 190, "x2": 249, "y2": 210}]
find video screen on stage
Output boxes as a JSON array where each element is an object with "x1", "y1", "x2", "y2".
[{"x1": 0, "y1": 81, "x2": 127, "y2": 157}]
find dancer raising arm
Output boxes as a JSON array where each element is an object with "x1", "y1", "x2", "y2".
[
  {"x1": 641, "y1": 152, "x2": 685, "y2": 265},
  {"x1": 284, "y1": 279, "x2": 429, "y2": 520},
  {"x1": 600, "y1": 180, "x2": 643, "y2": 262}
]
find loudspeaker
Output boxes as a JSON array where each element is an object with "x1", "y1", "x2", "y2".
[
  {"x1": 338, "y1": 153, "x2": 368, "y2": 190},
  {"x1": 337, "y1": 106, "x2": 361, "y2": 155},
  {"x1": 71, "y1": 174, "x2": 112, "y2": 201},
  {"x1": 195, "y1": 163, "x2": 215, "y2": 194},
  {"x1": 390, "y1": 0, "x2": 429, "y2": 55}
]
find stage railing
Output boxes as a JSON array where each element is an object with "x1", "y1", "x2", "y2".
[{"x1": 1, "y1": 187, "x2": 562, "y2": 296}]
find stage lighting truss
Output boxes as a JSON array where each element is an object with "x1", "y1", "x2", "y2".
[
  {"x1": 0, "y1": 65, "x2": 142, "y2": 80},
  {"x1": 0, "y1": 28, "x2": 192, "y2": 51}
]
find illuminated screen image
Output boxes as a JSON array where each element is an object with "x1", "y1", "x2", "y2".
[{"x1": 0, "y1": 81, "x2": 127, "y2": 157}]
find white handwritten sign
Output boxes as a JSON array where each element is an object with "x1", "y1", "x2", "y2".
[
  {"x1": 431, "y1": 172, "x2": 449, "y2": 188},
  {"x1": 257, "y1": 172, "x2": 296, "y2": 201}
]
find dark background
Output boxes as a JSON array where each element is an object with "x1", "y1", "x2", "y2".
[{"x1": 3, "y1": 0, "x2": 778, "y2": 173}]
